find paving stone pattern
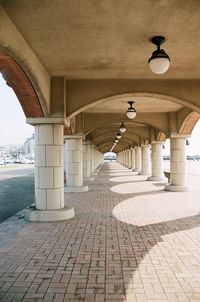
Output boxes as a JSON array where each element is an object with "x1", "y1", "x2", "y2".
[{"x1": 0, "y1": 162, "x2": 200, "y2": 301}]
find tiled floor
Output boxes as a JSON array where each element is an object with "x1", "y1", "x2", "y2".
[{"x1": 1, "y1": 162, "x2": 200, "y2": 301}]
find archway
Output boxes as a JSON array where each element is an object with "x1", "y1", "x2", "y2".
[
  {"x1": 104, "y1": 152, "x2": 116, "y2": 162},
  {"x1": 0, "y1": 49, "x2": 45, "y2": 118}
]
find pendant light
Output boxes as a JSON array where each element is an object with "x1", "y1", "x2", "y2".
[
  {"x1": 148, "y1": 36, "x2": 170, "y2": 74},
  {"x1": 116, "y1": 133, "x2": 122, "y2": 139},
  {"x1": 119, "y1": 122, "x2": 126, "y2": 133},
  {"x1": 126, "y1": 101, "x2": 136, "y2": 119}
]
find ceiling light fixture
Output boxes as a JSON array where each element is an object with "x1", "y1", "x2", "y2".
[
  {"x1": 116, "y1": 133, "x2": 122, "y2": 139},
  {"x1": 148, "y1": 36, "x2": 170, "y2": 74},
  {"x1": 126, "y1": 101, "x2": 136, "y2": 119},
  {"x1": 114, "y1": 138, "x2": 119, "y2": 143},
  {"x1": 119, "y1": 122, "x2": 126, "y2": 133}
]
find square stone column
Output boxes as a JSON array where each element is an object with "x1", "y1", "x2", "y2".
[
  {"x1": 165, "y1": 134, "x2": 189, "y2": 192},
  {"x1": 140, "y1": 145, "x2": 151, "y2": 175},
  {"x1": 131, "y1": 148, "x2": 136, "y2": 171},
  {"x1": 148, "y1": 141, "x2": 164, "y2": 181},
  {"x1": 83, "y1": 141, "x2": 94, "y2": 181},
  {"x1": 123, "y1": 150, "x2": 126, "y2": 166},
  {"x1": 95, "y1": 150, "x2": 103, "y2": 172},
  {"x1": 64, "y1": 135, "x2": 88, "y2": 192},
  {"x1": 122, "y1": 151, "x2": 125, "y2": 165},
  {"x1": 135, "y1": 146, "x2": 142, "y2": 173},
  {"x1": 125, "y1": 150, "x2": 128, "y2": 167},
  {"x1": 128, "y1": 149, "x2": 132, "y2": 169},
  {"x1": 25, "y1": 118, "x2": 74, "y2": 222},
  {"x1": 90, "y1": 144, "x2": 97, "y2": 175}
]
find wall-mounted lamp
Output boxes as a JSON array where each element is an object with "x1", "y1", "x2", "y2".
[
  {"x1": 148, "y1": 36, "x2": 170, "y2": 74},
  {"x1": 126, "y1": 101, "x2": 136, "y2": 119}
]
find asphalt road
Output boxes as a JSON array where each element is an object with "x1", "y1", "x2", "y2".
[{"x1": 0, "y1": 165, "x2": 34, "y2": 223}]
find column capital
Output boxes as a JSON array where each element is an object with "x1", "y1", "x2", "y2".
[
  {"x1": 141, "y1": 144, "x2": 151, "y2": 148},
  {"x1": 64, "y1": 134, "x2": 84, "y2": 139},
  {"x1": 170, "y1": 134, "x2": 191, "y2": 139},
  {"x1": 151, "y1": 140, "x2": 165, "y2": 145},
  {"x1": 27, "y1": 117, "x2": 70, "y2": 126}
]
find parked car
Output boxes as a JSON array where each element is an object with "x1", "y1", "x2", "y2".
[
  {"x1": 163, "y1": 156, "x2": 170, "y2": 160},
  {"x1": 20, "y1": 158, "x2": 34, "y2": 164},
  {"x1": 0, "y1": 158, "x2": 5, "y2": 165},
  {"x1": 5, "y1": 158, "x2": 14, "y2": 164},
  {"x1": 186, "y1": 155, "x2": 195, "y2": 160}
]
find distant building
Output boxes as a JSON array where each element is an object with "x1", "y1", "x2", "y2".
[{"x1": 23, "y1": 134, "x2": 35, "y2": 158}]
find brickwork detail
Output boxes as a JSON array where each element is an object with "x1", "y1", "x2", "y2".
[
  {"x1": 0, "y1": 50, "x2": 43, "y2": 117},
  {"x1": 1, "y1": 163, "x2": 200, "y2": 301},
  {"x1": 180, "y1": 112, "x2": 200, "y2": 135}
]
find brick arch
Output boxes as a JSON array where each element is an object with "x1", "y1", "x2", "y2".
[
  {"x1": 179, "y1": 112, "x2": 200, "y2": 135},
  {"x1": 157, "y1": 131, "x2": 166, "y2": 142},
  {"x1": 0, "y1": 49, "x2": 44, "y2": 117}
]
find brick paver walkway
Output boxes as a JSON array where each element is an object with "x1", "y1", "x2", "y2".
[{"x1": 1, "y1": 162, "x2": 200, "y2": 301}]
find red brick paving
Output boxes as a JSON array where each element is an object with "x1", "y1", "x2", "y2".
[{"x1": 1, "y1": 162, "x2": 200, "y2": 301}]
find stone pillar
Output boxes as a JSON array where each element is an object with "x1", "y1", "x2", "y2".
[
  {"x1": 128, "y1": 149, "x2": 132, "y2": 169},
  {"x1": 165, "y1": 134, "x2": 189, "y2": 192},
  {"x1": 83, "y1": 141, "x2": 94, "y2": 181},
  {"x1": 140, "y1": 145, "x2": 151, "y2": 175},
  {"x1": 135, "y1": 146, "x2": 142, "y2": 173},
  {"x1": 118, "y1": 152, "x2": 123, "y2": 164},
  {"x1": 90, "y1": 144, "x2": 96, "y2": 175},
  {"x1": 148, "y1": 141, "x2": 164, "y2": 181},
  {"x1": 122, "y1": 150, "x2": 125, "y2": 166},
  {"x1": 125, "y1": 150, "x2": 128, "y2": 167},
  {"x1": 64, "y1": 135, "x2": 88, "y2": 192},
  {"x1": 25, "y1": 120, "x2": 74, "y2": 221},
  {"x1": 131, "y1": 148, "x2": 136, "y2": 171}
]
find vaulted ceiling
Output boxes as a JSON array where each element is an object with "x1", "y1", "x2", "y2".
[{"x1": 1, "y1": 0, "x2": 200, "y2": 152}]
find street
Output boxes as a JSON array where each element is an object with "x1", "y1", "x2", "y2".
[{"x1": 0, "y1": 165, "x2": 34, "y2": 222}]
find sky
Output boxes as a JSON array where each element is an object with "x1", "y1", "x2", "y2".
[
  {"x1": 0, "y1": 73, "x2": 200, "y2": 154},
  {"x1": 0, "y1": 74, "x2": 33, "y2": 146}
]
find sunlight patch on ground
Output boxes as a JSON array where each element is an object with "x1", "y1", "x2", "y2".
[
  {"x1": 109, "y1": 175, "x2": 147, "y2": 183},
  {"x1": 110, "y1": 180, "x2": 161, "y2": 194},
  {"x1": 109, "y1": 171, "x2": 135, "y2": 177},
  {"x1": 112, "y1": 190, "x2": 200, "y2": 226}
]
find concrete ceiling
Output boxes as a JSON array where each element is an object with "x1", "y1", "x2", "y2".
[
  {"x1": 2, "y1": 0, "x2": 200, "y2": 79},
  {"x1": 1, "y1": 0, "x2": 199, "y2": 153},
  {"x1": 86, "y1": 96, "x2": 182, "y2": 113}
]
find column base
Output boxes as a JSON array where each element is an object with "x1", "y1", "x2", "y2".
[
  {"x1": 64, "y1": 185, "x2": 88, "y2": 193},
  {"x1": 84, "y1": 177, "x2": 94, "y2": 181},
  {"x1": 148, "y1": 176, "x2": 164, "y2": 181},
  {"x1": 25, "y1": 206, "x2": 75, "y2": 222},
  {"x1": 139, "y1": 172, "x2": 150, "y2": 175},
  {"x1": 164, "y1": 184, "x2": 189, "y2": 192},
  {"x1": 91, "y1": 172, "x2": 97, "y2": 176}
]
